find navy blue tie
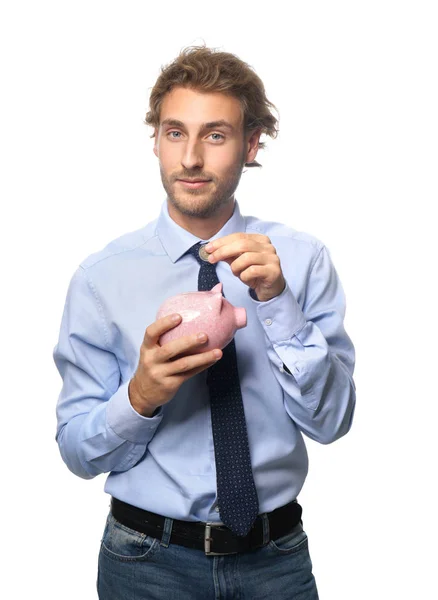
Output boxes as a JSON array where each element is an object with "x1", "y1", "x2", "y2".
[{"x1": 187, "y1": 241, "x2": 259, "y2": 536}]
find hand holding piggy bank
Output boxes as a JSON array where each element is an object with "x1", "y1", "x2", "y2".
[{"x1": 156, "y1": 283, "x2": 247, "y2": 355}]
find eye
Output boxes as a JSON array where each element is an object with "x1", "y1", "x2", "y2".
[{"x1": 167, "y1": 131, "x2": 225, "y2": 142}]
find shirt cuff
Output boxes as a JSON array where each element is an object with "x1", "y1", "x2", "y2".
[
  {"x1": 248, "y1": 280, "x2": 307, "y2": 342},
  {"x1": 106, "y1": 380, "x2": 163, "y2": 444}
]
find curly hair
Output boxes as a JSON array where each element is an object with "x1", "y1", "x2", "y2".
[{"x1": 145, "y1": 44, "x2": 279, "y2": 168}]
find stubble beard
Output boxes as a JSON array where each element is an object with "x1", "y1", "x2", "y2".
[{"x1": 160, "y1": 149, "x2": 247, "y2": 219}]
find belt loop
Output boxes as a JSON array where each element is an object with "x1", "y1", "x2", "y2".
[
  {"x1": 160, "y1": 517, "x2": 173, "y2": 548},
  {"x1": 261, "y1": 513, "x2": 270, "y2": 545}
]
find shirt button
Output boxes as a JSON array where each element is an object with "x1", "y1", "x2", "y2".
[
  {"x1": 265, "y1": 318, "x2": 272, "y2": 326},
  {"x1": 215, "y1": 506, "x2": 220, "y2": 512}
]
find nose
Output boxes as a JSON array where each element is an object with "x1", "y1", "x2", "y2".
[{"x1": 181, "y1": 139, "x2": 204, "y2": 170}]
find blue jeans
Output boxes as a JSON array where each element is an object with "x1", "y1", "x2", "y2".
[{"x1": 97, "y1": 511, "x2": 320, "y2": 599}]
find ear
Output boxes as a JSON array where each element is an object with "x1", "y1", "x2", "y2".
[
  {"x1": 153, "y1": 128, "x2": 159, "y2": 157},
  {"x1": 211, "y1": 290, "x2": 224, "y2": 314},
  {"x1": 245, "y1": 128, "x2": 262, "y2": 165}
]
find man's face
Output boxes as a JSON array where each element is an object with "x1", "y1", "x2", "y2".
[{"x1": 153, "y1": 86, "x2": 254, "y2": 219}]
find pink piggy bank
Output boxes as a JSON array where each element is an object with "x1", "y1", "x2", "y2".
[{"x1": 156, "y1": 283, "x2": 247, "y2": 355}]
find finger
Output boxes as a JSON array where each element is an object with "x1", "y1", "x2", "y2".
[
  {"x1": 157, "y1": 331, "x2": 210, "y2": 362},
  {"x1": 228, "y1": 251, "x2": 271, "y2": 276},
  {"x1": 206, "y1": 233, "x2": 269, "y2": 253},
  {"x1": 175, "y1": 359, "x2": 221, "y2": 380},
  {"x1": 143, "y1": 313, "x2": 182, "y2": 349},
  {"x1": 208, "y1": 239, "x2": 271, "y2": 264},
  {"x1": 165, "y1": 348, "x2": 222, "y2": 377},
  {"x1": 239, "y1": 263, "x2": 279, "y2": 286}
]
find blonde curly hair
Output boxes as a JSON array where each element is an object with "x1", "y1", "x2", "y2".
[{"x1": 145, "y1": 44, "x2": 279, "y2": 167}]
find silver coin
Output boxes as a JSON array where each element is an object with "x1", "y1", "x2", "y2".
[{"x1": 198, "y1": 244, "x2": 211, "y2": 262}]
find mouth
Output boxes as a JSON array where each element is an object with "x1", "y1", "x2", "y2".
[{"x1": 177, "y1": 179, "x2": 212, "y2": 189}]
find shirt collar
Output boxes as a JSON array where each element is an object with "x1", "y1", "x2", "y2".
[{"x1": 156, "y1": 198, "x2": 246, "y2": 263}]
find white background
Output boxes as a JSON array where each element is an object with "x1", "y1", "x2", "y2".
[{"x1": 1, "y1": 1, "x2": 437, "y2": 598}]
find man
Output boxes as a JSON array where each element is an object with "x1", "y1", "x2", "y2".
[{"x1": 54, "y1": 45, "x2": 356, "y2": 599}]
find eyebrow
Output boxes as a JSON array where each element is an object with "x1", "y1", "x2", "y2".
[{"x1": 160, "y1": 118, "x2": 236, "y2": 132}]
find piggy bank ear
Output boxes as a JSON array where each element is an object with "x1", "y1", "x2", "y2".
[
  {"x1": 211, "y1": 283, "x2": 223, "y2": 294},
  {"x1": 209, "y1": 284, "x2": 223, "y2": 313},
  {"x1": 211, "y1": 293, "x2": 223, "y2": 313}
]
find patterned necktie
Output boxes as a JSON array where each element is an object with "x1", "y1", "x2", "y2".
[{"x1": 187, "y1": 241, "x2": 259, "y2": 536}]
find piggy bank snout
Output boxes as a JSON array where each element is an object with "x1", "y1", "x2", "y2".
[{"x1": 234, "y1": 306, "x2": 247, "y2": 329}]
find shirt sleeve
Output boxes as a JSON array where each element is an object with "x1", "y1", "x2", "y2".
[
  {"x1": 53, "y1": 266, "x2": 163, "y2": 479},
  {"x1": 248, "y1": 245, "x2": 356, "y2": 445}
]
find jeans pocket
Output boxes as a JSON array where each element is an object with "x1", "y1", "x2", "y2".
[
  {"x1": 268, "y1": 522, "x2": 309, "y2": 555},
  {"x1": 100, "y1": 513, "x2": 159, "y2": 562}
]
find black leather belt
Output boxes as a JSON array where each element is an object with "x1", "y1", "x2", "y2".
[{"x1": 110, "y1": 496, "x2": 303, "y2": 555}]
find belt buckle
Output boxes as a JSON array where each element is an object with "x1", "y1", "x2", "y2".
[{"x1": 204, "y1": 523, "x2": 236, "y2": 556}]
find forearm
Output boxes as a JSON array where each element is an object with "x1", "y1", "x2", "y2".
[
  {"x1": 250, "y1": 247, "x2": 356, "y2": 444},
  {"x1": 268, "y1": 331, "x2": 356, "y2": 444},
  {"x1": 56, "y1": 380, "x2": 163, "y2": 479}
]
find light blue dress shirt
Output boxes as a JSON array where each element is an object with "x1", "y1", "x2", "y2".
[{"x1": 54, "y1": 198, "x2": 356, "y2": 523}]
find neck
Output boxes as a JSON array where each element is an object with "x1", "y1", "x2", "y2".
[{"x1": 166, "y1": 198, "x2": 235, "y2": 240}]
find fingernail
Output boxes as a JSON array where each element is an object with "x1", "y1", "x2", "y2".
[
  {"x1": 172, "y1": 314, "x2": 181, "y2": 322},
  {"x1": 213, "y1": 350, "x2": 221, "y2": 359},
  {"x1": 197, "y1": 333, "x2": 207, "y2": 341}
]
